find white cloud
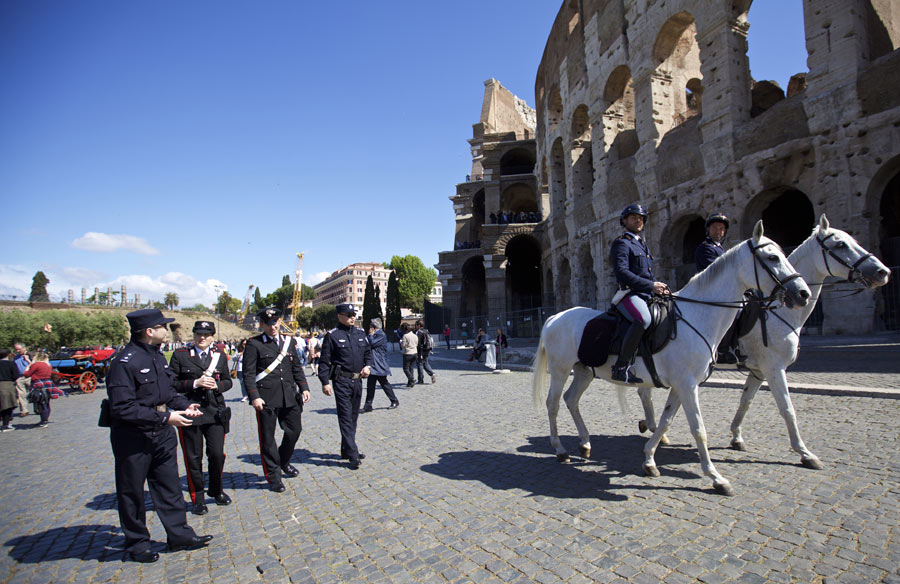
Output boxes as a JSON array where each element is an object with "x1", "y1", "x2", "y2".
[
  {"x1": 60, "y1": 267, "x2": 108, "y2": 286},
  {"x1": 71, "y1": 232, "x2": 160, "y2": 255},
  {"x1": 0, "y1": 264, "x2": 33, "y2": 299},
  {"x1": 101, "y1": 273, "x2": 227, "y2": 307},
  {"x1": 305, "y1": 271, "x2": 331, "y2": 286}
]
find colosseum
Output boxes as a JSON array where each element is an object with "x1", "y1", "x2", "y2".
[{"x1": 440, "y1": 1, "x2": 899, "y2": 335}]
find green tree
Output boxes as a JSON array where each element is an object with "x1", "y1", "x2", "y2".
[
  {"x1": 387, "y1": 255, "x2": 436, "y2": 313},
  {"x1": 282, "y1": 274, "x2": 291, "y2": 287},
  {"x1": 295, "y1": 306, "x2": 315, "y2": 330},
  {"x1": 362, "y1": 275, "x2": 377, "y2": 331},
  {"x1": 312, "y1": 304, "x2": 338, "y2": 331},
  {"x1": 253, "y1": 287, "x2": 263, "y2": 311},
  {"x1": 301, "y1": 283, "x2": 316, "y2": 301},
  {"x1": 215, "y1": 291, "x2": 242, "y2": 315},
  {"x1": 29, "y1": 271, "x2": 50, "y2": 302},
  {"x1": 186, "y1": 303, "x2": 211, "y2": 313},
  {"x1": 385, "y1": 272, "x2": 401, "y2": 336},
  {"x1": 152, "y1": 300, "x2": 167, "y2": 310},
  {"x1": 375, "y1": 284, "x2": 384, "y2": 324},
  {"x1": 0, "y1": 310, "x2": 129, "y2": 350},
  {"x1": 262, "y1": 284, "x2": 293, "y2": 313},
  {"x1": 164, "y1": 292, "x2": 179, "y2": 310}
]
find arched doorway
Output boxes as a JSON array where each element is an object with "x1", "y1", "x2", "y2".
[
  {"x1": 500, "y1": 148, "x2": 536, "y2": 176},
  {"x1": 472, "y1": 190, "x2": 485, "y2": 243},
  {"x1": 743, "y1": 188, "x2": 815, "y2": 249},
  {"x1": 878, "y1": 167, "x2": 900, "y2": 329},
  {"x1": 460, "y1": 257, "x2": 486, "y2": 320},
  {"x1": 504, "y1": 235, "x2": 542, "y2": 313},
  {"x1": 667, "y1": 214, "x2": 705, "y2": 288},
  {"x1": 577, "y1": 243, "x2": 597, "y2": 308}
]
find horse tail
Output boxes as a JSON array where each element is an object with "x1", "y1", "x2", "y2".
[
  {"x1": 531, "y1": 328, "x2": 549, "y2": 409},
  {"x1": 616, "y1": 386, "x2": 629, "y2": 417}
]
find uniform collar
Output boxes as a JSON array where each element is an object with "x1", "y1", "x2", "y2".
[
  {"x1": 133, "y1": 340, "x2": 161, "y2": 354},
  {"x1": 624, "y1": 230, "x2": 641, "y2": 240},
  {"x1": 337, "y1": 323, "x2": 352, "y2": 331},
  {"x1": 706, "y1": 236, "x2": 722, "y2": 247}
]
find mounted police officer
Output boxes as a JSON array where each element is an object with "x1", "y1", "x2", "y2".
[
  {"x1": 318, "y1": 303, "x2": 372, "y2": 470},
  {"x1": 610, "y1": 203, "x2": 670, "y2": 384},
  {"x1": 243, "y1": 307, "x2": 310, "y2": 492},
  {"x1": 106, "y1": 309, "x2": 213, "y2": 563},
  {"x1": 169, "y1": 320, "x2": 233, "y2": 515},
  {"x1": 695, "y1": 213, "x2": 729, "y2": 271}
]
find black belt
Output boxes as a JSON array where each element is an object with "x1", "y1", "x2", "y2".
[{"x1": 336, "y1": 369, "x2": 361, "y2": 380}]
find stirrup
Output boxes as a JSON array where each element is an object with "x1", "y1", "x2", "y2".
[{"x1": 611, "y1": 365, "x2": 643, "y2": 384}]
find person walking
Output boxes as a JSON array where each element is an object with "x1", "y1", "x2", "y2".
[
  {"x1": 12, "y1": 344, "x2": 31, "y2": 416},
  {"x1": 362, "y1": 318, "x2": 398, "y2": 412},
  {"x1": 399, "y1": 323, "x2": 418, "y2": 388},
  {"x1": 106, "y1": 309, "x2": 212, "y2": 563},
  {"x1": 169, "y1": 320, "x2": 233, "y2": 515},
  {"x1": 415, "y1": 320, "x2": 435, "y2": 384},
  {"x1": 317, "y1": 303, "x2": 371, "y2": 470},
  {"x1": 232, "y1": 339, "x2": 248, "y2": 402},
  {"x1": 0, "y1": 349, "x2": 20, "y2": 431},
  {"x1": 443, "y1": 324, "x2": 451, "y2": 350},
  {"x1": 23, "y1": 352, "x2": 57, "y2": 428},
  {"x1": 242, "y1": 307, "x2": 310, "y2": 493}
]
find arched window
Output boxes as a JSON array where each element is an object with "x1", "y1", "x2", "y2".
[{"x1": 652, "y1": 12, "x2": 702, "y2": 138}]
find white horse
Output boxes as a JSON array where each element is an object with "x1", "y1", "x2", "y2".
[{"x1": 532, "y1": 221, "x2": 811, "y2": 495}]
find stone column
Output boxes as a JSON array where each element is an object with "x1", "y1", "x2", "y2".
[{"x1": 483, "y1": 254, "x2": 507, "y2": 324}]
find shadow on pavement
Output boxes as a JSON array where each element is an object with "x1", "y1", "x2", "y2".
[{"x1": 5, "y1": 524, "x2": 127, "y2": 563}]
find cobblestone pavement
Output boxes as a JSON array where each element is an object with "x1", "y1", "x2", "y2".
[{"x1": 1, "y1": 352, "x2": 899, "y2": 583}]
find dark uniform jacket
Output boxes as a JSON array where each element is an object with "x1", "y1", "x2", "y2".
[
  {"x1": 106, "y1": 340, "x2": 192, "y2": 431},
  {"x1": 317, "y1": 323, "x2": 372, "y2": 387},
  {"x1": 169, "y1": 346, "x2": 233, "y2": 425},
  {"x1": 242, "y1": 334, "x2": 309, "y2": 408},
  {"x1": 610, "y1": 231, "x2": 656, "y2": 295},
  {"x1": 694, "y1": 237, "x2": 725, "y2": 271}
]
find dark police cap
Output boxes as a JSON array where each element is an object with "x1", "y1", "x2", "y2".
[
  {"x1": 193, "y1": 320, "x2": 216, "y2": 334},
  {"x1": 336, "y1": 303, "x2": 357, "y2": 315},
  {"x1": 126, "y1": 309, "x2": 175, "y2": 332},
  {"x1": 257, "y1": 306, "x2": 282, "y2": 325}
]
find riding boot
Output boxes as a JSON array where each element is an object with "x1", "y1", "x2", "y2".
[{"x1": 611, "y1": 321, "x2": 645, "y2": 383}]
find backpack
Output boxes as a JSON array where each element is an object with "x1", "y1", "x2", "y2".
[{"x1": 422, "y1": 331, "x2": 434, "y2": 350}]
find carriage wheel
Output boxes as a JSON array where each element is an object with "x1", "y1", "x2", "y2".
[{"x1": 79, "y1": 371, "x2": 97, "y2": 393}]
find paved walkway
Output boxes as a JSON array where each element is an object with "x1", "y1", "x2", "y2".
[{"x1": 1, "y1": 348, "x2": 898, "y2": 583}]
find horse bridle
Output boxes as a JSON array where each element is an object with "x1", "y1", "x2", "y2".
[
  {"x1": 746, "y1": 239, "x2": 804, "y2": 303},
  {"x1": 816, "y1": 231, "x2": 875, "y2": 285}
]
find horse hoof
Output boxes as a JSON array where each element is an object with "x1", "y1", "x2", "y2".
[
  {"x1": 638, "y1": 420, "x2": 648, "y2": 433},
  {"x1": 556, "y1": 453, "x2": 570, "y2": 463},
  {"x1": 713, "y1": 482, "x2": 735, "y2": 496},
  {"x1": 578, "y1": 446, "x2": 591, "y2": 458},
  {"x1": 643, "y1": 464, "x2": 660, "y2": 477},
  {"x1": 801, "y1": 455, "x2": 824, "y2": 470},
  {"x1": 730, "y1": 440, "x2": 747, "y2": 452},
  {"x1": 660, "y1": 434, "x2": 670, "y2": 446}
]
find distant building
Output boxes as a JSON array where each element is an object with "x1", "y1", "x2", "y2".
[
  {"x1": 311, "y1": 262, "x2": 391, "y2": 312},
  {"x1": 428, "y1": 281, "x2": 443, "y2": 305}
]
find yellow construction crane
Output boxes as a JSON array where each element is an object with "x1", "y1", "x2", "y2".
[
  {"x1": 281, "y1": 252, "x2": 304, "y2": 335},
  {"x1": 238, "y1": 284, "x2": 255, "y2": 327}
]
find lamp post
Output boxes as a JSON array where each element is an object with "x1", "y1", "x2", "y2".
[{"x1": 213, "y1": 284, "x2": 223, "y2": 341}]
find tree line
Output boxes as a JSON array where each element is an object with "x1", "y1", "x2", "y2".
[{"x1": 0, "y1": 310, "x2": 130, "y2": 350}]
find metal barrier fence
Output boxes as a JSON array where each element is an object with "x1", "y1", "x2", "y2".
[{"x1": 455, "y1": 306, "x2": 558, "y2": 340}]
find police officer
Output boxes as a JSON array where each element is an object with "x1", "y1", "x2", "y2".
[
  {"x1": 318, "y1": 303, "x2": 372, "y2": 470},
  {"x1": 243, "y1": 307, "x2": 310, "y2": 492},
  {"x1": 610, "y1": 203, "x2": 670, "y2": 384},
  {"x1": 169, "y1": 320, "x2": 233, "y2": 515},
  {"x1": 106, "y1": 309, "x2": 213, "y2": 563},
  {"x1": 695, "y1": 213, "x2": 729, "y2": 271}
]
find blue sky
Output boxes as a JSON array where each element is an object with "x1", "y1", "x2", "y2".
[{"x1": 0, "y1": 1, "x2": 805, "y2": 307}]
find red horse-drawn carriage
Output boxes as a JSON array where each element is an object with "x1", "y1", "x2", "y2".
[{"x1": 49, "y1": 346, "x2": 116, "y2": 393}]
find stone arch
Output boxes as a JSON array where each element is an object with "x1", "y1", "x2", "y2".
[
  {"x1": 550, "y1": 137, "x2": 569, "y2": 240},
  {"x1": 663, "y1": 213, "x2": 705, "y2": 288},
  {"x1": 864, "y1": 0, "x2": 899, "y2": 62},
  {"x1": 504, "y1": 235, "x2": 543, "y2": 312},
  {"x1": 500, "y1": 147, "x2": 535, "y2": 176},
  {"x1": 602, "y1": 65, "x2": 638, "y2": 160},
  {"x1": 651, "y1": 12, "x2": 702, "y2": 138},
  {"x1": 571, "y1": 104, "x2": 594, "y2": 229},
  {"x1": 868, "y1": 155, "x2": 900, "y2": 329},
  {"x1": 577, "y1": 242, "x2": 598, "y2": 308},
  {"x1": 472, "y1": 189, "x2": 485, "y2": 242},
  {"x1": 500, "y1": 183, "x2": 539, "y2": 215},
  {"x1": 460, "y1": 256, "x2": 486, "y2": 319},
  {"x1": 741, "y1": 187, "x2": 815, "y2": 249},
  {"x1": 547, "y1": 87, "x2": 563, "y2": 134}
]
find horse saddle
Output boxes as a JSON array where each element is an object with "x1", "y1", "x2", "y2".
[
  {"x1": 715, "y1": 290, "x2": 766, "y2": 364},
  {"x1": 577, "y1": 297, "x2": 675, "y2": 369}
]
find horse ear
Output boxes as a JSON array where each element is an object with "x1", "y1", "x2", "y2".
[
  {"x1": 752, "y1": 220, "x2": 764, "y2": 242},
  {"x1": 819, "y1": 214, "x2": 829, "y2": 231}
]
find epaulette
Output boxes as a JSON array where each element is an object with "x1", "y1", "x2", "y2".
[
  {"x1": 173, "y1": 347, "x2": 190, "y2": 353},
  {"x1": 118, "y1": 351, "x2": 134, "y2": 363},
  {"x1": 327, "y1": 328, "x2": 338, "y2": 334}
]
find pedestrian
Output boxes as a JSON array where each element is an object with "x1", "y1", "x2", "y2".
[
  {"x1": 610, "y1": 203, "x2": 669, "y2": 383},
  {"x1": 307, "y1": 334, "x2": 320, "y2": 376},
  {"x1": 169, "y1": 320, "x2": 233, "y2": 515},
  {"x1": 415, "y1": 320, "x2": 435, "y2": 384},
  {"x1": 0, "y1": 348, "x2": 20, "y2": 431},
  {"x1": 24, "y1": 351, "x2": 57, "y2": 427},
  {"x1": 363, "y1": 318, "x2": 398, "y2": 412},
  {"x1": 400, "y1": 323, "x2": 418, "y2": 388},
  {"x1": 242, "y1": 307, "x2": 310, "y2": 493},
  {"x1": 695, "y1": 213, "x2": 729, "y2": 271},
  {"x1": 468, "y1": 328, "x2": 490, "y2": 362},
  {"x1": 317, "y1": 303, "x2": 372, "y2": 470},
  {"x1": 495, "y1": 327, "x2": 508, "y2": 351},
  {"x1": 12, "y1": 343, "x2": 31, "y2": 416},
  {"x1": 443, "y1": 324, "x2": 451, "y2": 350},
  {"x1": 106, "y1": 308, "x2": 212, "y2": 563},
  {"x1": 232, "y1": 339, "x2": 248, "y2": 402}
]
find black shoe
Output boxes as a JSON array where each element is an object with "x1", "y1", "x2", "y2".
[
  {"x1": 127, "y1": 549, "x2": 160, "y2": 563},
  {"x1": 281, "y1": 464, "x2": 299, "y2": 478},
  {"x1": 341, "y1": 452, "x2": 365, "y2": 460},
  {"x1": 362, "y1": 404, "x2": 373, "y2": 413},
  {"x1": 348, "y1": 459, "x2": 360, "y2": 470},
  {"x1": 168, "y1": 535, "x2": 213, "y2": 552},
  {"x1": 389, "y1": 402, "x2": 399, "y2": 409},
  {"x1": 416, "y1": 381, "x2": 424, "y2": 385},
  {"x1": 269, "y1": 483, "x2": 285, "y2": 493},
  {"x1": 716, "y1": 351, "x2": 737, "y2": 364},
  {"x1": 191, "y1": 501, "x2": 208, "y2": 516},
  {"x1": 212, "y1": 493, "x2": 232, "y2": 506},
  {"x1": 611, "y1": 365, "x2": 643, "y2": 384},
  {"x1": 406, "y1": 382, "x2": 415, "y2": 388}
]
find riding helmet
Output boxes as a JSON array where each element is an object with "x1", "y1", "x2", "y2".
[
  {"x1": 620, "y1": 203, "x2": 649, "y2": 226},
  {"x1": 705, "y1": 213, "x2": 730, "y2": 231}
]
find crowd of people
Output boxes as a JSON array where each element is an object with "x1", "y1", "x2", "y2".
[{"x1": 489, "y1": 210, "x2": 540, "y2": 224}]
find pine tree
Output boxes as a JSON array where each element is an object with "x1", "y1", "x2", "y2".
[
  {"x1": 362, "y1": 275, "x2": 377, "y2": 331},
  {"x1": 253, "y1": 287, "x2": 263, "y2": 310},
  {"x1": 375, "y1": 284, "x2": 384, "y2": 324},
  {"x1": 29, "y1": 271, "x2": 50, "y2": 302},
  {"x1": 282, "y1": 274, "x2": 291, "y2": 287},
  {"x1": 385, "y1": 272, "x2": 401, "y2": 337}
]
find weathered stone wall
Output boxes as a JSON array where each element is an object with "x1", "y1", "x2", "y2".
[{"x1": 535, "y1": 0, "x2": 900, "y2": 333}]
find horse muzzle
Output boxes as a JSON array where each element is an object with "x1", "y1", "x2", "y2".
[
  {"x1": 858, "y1": 263, "x2": 891, "y2": 288},
  {"x1": 782, "y1": 279, "x2": 811, "y2": 309}
]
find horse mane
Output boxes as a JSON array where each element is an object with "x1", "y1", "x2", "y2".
[{"x1": 681, "y1": 235, "x2": 783, "y2": 292}]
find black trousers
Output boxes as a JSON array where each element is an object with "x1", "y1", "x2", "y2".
[
  {"x1": 402, "y1": 355, "x2": 417, "y2": 384},
  {"x1": 177, "y1": 423, "x2": 226, "y2": 502},
  {"x1": 364, "y1": 375, "x2": 398, "y2": 407},
  {"x1": 416, "y1": 350, "x2": 434, "y2": 382},
  {"x1": 254, "y1": 405, "x2": 301, "y2": 485},
  {"x1": 111, "y1": 426, "x2": 196, "y2": 553},
  {"x1": 333, "y1": 378, "x2": 362, "y2": 460}
]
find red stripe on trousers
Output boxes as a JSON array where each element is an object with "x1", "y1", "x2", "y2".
[{"x1": 177, "y1": 427, "x2": 199, "y2": 504}]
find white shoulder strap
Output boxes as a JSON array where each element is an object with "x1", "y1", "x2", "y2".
[
  {"x1": 203, "y1": 352, "x2": 221, "y2": 377},
  {"x1": 255, "y1": 338, "x2": 292, "y2": 382}
]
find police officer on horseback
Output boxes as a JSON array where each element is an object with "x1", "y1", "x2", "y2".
[
  {"x1": 695, "y1": 213, "x2": 729, "y2": 271},
  {"x1": 610, "y1": 203, "x2": 669, "y2": 384}
]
